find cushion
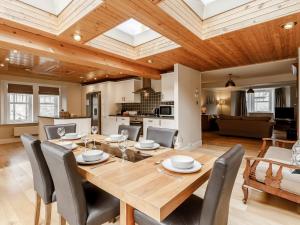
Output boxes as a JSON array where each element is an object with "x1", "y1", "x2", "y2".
[
  {"x1": 219, "y1": 115, "x2": 241, "y2": 120},
  {"x1": 242, "y1": 116, "x2": 271, "y2": 121},
  {"x1": 255, "y1": 146, "x2": 300, "y2": 195}
]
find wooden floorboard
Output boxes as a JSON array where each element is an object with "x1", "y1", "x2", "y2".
[{"x1": 0, "y1": 140, "x2": 299, "y2": 225}]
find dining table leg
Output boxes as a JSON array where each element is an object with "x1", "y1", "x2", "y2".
[{"x1": 120, "y1": 201, "x2": 134, "y2": 225}]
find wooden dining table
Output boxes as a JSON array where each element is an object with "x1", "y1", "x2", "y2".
[{"x1": 51, "y1": 135, "x2": 216, "y2": 225}]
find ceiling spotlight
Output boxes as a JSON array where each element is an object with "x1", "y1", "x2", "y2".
[
  {"x1": 225, "y1": 74, "x2": 236, "y2": 88},
  {"x1": 281, "y1": 21, "x2": 297, "y2": 30},
  {"x1": 80, "y1": 76, "x2": 84, "y2": 79},
  {"x1": 94, "y1": 77, "x2": 97, "y2": 80},
  {"x1": 25, "y1": 68, "x2": 31, "y2": 72},
  {"x1": 5, "y1": 57, "x2": 10, "y2": 61},
  {"x1": 106, "y1": 74, "x2": 109, "y2": 78},
  {"x1": 73, "y1": 33, "x2": 82, "y2": 41},
  {"x1": 147, "y1": 59, "x2": 153, "y2": 64},
  {"x1": 0, "y1": 63, "x2": 4, "y2": 67},
  {"x1": 13, "y1": 50, "x2": 18, "y2": 54}
]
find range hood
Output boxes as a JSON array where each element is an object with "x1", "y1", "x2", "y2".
[{"x1": 133, "y1": 78, "x2": 155, "y2": 94}]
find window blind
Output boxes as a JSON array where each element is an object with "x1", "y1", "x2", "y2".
[
  {"x1": 7, "y1": 83, "x2": 33, "y2": 94},
  {"x1": 38, "y1": 86, "x2": 60, "y2": 95}
]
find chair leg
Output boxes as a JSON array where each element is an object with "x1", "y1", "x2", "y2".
[
  {"x1": 242, "y1": 185, "x2": 249, "y2": 204},
  {"x1": 34, "y1": 192, "x2": 41, "y2": 225},
  {"x1": 44, "y1": 203, "x2": 52, "y2": 225},
  {"x1": 59, "y1": 216, "x2": 66, "y2": 225}
]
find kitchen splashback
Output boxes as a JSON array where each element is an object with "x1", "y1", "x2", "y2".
[{"x1": 121, "y1": 91, "x2": 173, "y2": 114}]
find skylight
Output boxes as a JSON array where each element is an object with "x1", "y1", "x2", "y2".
[
  {"x1": 104, "y1": 18, "x2": 161, "y2": 47},
  {"x1": 116, "y1": 19, "x2": 150, "y2": 36},
  {"x1": 201, "y1": 0, "x2": 217, "y2": 5},
  {"x1": 19, "y1": 0, "x2": 72, "y2": 16}
]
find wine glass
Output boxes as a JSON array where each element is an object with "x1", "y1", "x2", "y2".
[
  {"x1": 119, "y1": 129, "x2": 129, "y2": 162},
  {"x1": 173, "y1": 134, "x2": 183, "y2": 150},
  {"x1": 91, "y1": 126, "x2": 98, "y2": 149},
  {"x1": 81, "y1": 134, "x2": 89, "y2": 153},
  {"x1": 57, "y1": 127, "x2": 65, "y2": 142}
]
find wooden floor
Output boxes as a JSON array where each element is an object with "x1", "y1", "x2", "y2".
[{"x1": 0, "y1": 140, "x2": 299, "y2": 225}]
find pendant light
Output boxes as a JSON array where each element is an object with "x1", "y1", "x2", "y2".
[
  {"x1": 247, "y1": 88, "x2": 254, "y2": 94},
  {"x1": 225, "y1": 74, "x2": 236, "y2": 87}
]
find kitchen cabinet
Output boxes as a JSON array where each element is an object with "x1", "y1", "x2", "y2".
[
  {"x1": 161, "y1": 72, "x2": 174, "y2": 102},
  {"x1": 103, "y1": 116, "x2": 130, "y2": 135},
  {"x1": 115, "y1": 79, "x2": 141, "y2": 103},
  {"x1": 143, "y1": 118, "x2": 176, "y2": 138}
]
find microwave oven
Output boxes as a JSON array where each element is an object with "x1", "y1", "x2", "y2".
[{"x1": 159, "y1": 105, "x2": 174, "y2": 117}]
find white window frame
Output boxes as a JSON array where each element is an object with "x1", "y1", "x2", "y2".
[
  {"x1": 7, "y1": 93, "x2": 33, "y2": 123},
  {"x1": 39, "y1": 95, "x2": 60, "y2": 117},
  {"x1": 1, "y1": 81, "x2": 61, "y2": 124},
  {"x1": 247, "y1": 88, "x2": 274, "y2": 113}
]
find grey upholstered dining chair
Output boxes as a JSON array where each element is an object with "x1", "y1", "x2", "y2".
[
  {"x1": 44, "y1": 123, "x2": 76, "y2": 140},
  {"x1": 118, "y1": 124, "x2": 141, "y2": 141},
  {"x1": 41, "y1": 141, "x2": 120, "y2": 225},
  {"x1": 20, "y1": 134, "x2": 55, "y2": 225},
  {"x1": 134, "y1": 144, "x2": 245, "y2": 225},
  {"x1": 146, "y1": 127, "x2": 178, "y2": 148}
]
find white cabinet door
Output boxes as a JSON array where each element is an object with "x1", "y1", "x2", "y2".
[
  {"x1": 103, "y1": 116, "x2": 118, "y2": 135},
  {"x1": 114, "y1": 80, "x2": 141, "y2": 103},
  {"x1": 143, "y1": 118, "x2": 160, "y2": 138},
  {"x1": 114, "y1": 82, "x2": 125, "y2": 103},
  {"x1": 161, "y1": 72, "x2": 174, "y2": 101},
  {"x1": 160, "y1": 119, "x2": 176, "y2": 129},
  {"x1": 116, "y1": 117, "x2": 130, "y2": 127}
]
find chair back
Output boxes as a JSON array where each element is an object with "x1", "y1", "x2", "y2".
[
  {"x1": 118, "y1": 125, "x2": 141, "y2": 141},
  {"x1": 199, "y1": 144, "x2": 244, "y2": 225},
  {"x1": 146, "y1": 127, "x2": 178, "y2": 147},
  {"x1": 41, "y1": 141, "x2": 87, "y2": 225},
  {"x1": 21, "y1": 134, "x2": 54, "y2": 204},
  {"x1": 44, "y1": 123, "x2": 76, "y2": 140}
]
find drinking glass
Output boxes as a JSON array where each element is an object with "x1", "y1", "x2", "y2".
[
  {"x1": 119, "y1": 129, "x2": 129, "y2": 162},
  {"x1": 81, "y1": 135, "x2": 89, "y2": 153},
  {"x1": 57, "y1": 127, "x2": 65, "y2": 142},
  {"x1": 91, "y1": 126, "x2": 98, "y2": 149},
  {"x1": 173, "y1": 134, "x2": 183, "y2": 150}
]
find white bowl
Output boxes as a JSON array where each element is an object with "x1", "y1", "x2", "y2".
[
  {"x1": 82, "y1": 150, "x2": 103, "y2": 162},
  {"x1": 171, "y1": 155, "x2": 194, "y2": 169},
  {"x1": 59, "y1": 141, "x2": 73, "y2": 149},
  {"x1": 64, "y1": 133, "x2": 78, "y2": 139},
  {"x1": 139, "y1": 140, "x2": 155, "y2": 148},
  {"x1": 110, "y1": 134, "x2": 123, "y2": 142}
]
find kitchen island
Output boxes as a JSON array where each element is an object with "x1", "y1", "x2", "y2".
[{"x1": 38, "y1": 116, "x2": 91, "y2": 141}]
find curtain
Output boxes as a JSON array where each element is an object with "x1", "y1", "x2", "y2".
[
  {"x1": 235, "y1": 91, "x2": 247, "y2": 116},
  {"x1": 275, "y1": 88, "x2": 285, "y2": 107}
]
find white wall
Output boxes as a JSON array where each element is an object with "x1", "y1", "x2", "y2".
[{"x1": 174, "y1": 64, "x2": 202, "y2": 149}]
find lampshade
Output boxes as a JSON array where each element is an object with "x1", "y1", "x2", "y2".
[
  {"x1": 247, "y1": 88, "x2": 254, "y2": 94},
  {"x1": 225, "y1": 74, "x2": 236, "y2": 87}
]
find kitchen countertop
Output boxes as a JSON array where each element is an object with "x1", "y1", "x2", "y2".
[
  {"x1": 109, "y1": 115, "x2": 175, "y2": 120},
  {"x1": 38, "y1": 116, "x2": 91, "y2": 119}
]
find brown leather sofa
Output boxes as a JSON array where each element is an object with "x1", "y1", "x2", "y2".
[{"x1": 216, "y1": 115, "x2": 274, "y2": 138}]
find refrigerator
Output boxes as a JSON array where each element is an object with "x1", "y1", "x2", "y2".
[{"x1": 86, "y1": 92, "x2": 101, "y2": 133}]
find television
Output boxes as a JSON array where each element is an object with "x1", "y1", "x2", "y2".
[{"x1": 275, "y1": 107, "x2": 294, "y2": 120}]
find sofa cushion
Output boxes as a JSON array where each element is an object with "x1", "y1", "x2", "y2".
[
  {"x1": 241, "y1": 116, "x2": 271, "y2": 121},
  {"x1": 255, "y1": 146, "x2": 300, "y2": 195},
  {"x1": 219, "y1": 115, "x2": 241, "y2": 120}
]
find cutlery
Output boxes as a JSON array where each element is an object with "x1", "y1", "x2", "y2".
[{"x1": 90, "y1": 160, "x2": 116, "y2": 169}]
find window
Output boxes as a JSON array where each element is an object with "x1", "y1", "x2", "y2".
[
  {"x1": 247, "y1": 89, "x2": 274, "y2": 113},
  {"x1": 8, "y1": 93, "x2": 33, "y2": 123},
  {"x1": 39, "y1": 95, "x2": 59, "y2": 117}
]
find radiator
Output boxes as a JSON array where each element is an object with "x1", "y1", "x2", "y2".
[{"x1": 14, "y1": 126, "x2": 38, "y2": 137}]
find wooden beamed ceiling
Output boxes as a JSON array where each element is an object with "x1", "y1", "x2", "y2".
[{"x1": 0, "y1": 0, "x2": 299, "y2": 83}]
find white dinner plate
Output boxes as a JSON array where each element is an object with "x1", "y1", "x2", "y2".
[
  {"x1": 134, "y1": 143, "x2": 160, "y2": 150},
  {"x1": 58, "y1": 143, "x2": 78, "y2": 150},
  {"x1": 76, "y1": 152, "x2": 110, "y2": 165},
  {"x1": 105, "y1": 137, "x2": 122, "y2": 143},
  {"x1": 162, "y1": 158, "x2": 202, "y2": 173},
  {"x1": 61, "y1": 135, "x2": 81, "y2": 140}
]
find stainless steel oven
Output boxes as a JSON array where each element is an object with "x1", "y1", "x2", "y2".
[
  {"x1": 130, "y1": 117, "x2": 143, "y2": 136},
  {"x1": 159, "y1": 105, "x2": 174, "y2": 117}
]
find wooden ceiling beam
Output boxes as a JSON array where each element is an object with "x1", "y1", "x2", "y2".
[{"x1": 0, "y1": 25, "x2": 161, "y2": 79}]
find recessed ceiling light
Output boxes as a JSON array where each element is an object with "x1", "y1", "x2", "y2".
[
  {"x1": 281, "y1": 21, "x2": 297, "y2": 30},
  {"x1": 94, "y1": 77, "x2": 97, "y2": 80},
  {"x1": 147, "y1": 59, "x2": 153, "y2": 64},
  {"x1": 25, "y1": 68, "x2": 31, "y2": 72},
  {"x1": 13, "y1": 50, "x2": 18, "y2": 54},
  {"x1": 73, "y1": 33, "x2": 82, "y2": 41},
  {"x1": 80, "y1": 76, "x2": 84, "y2": 79},
  {"x1": 119, "y1": 72, "x2": 123, "y2": 74},
  {"x1": 0, "y1": 63, "x2": 4, "y2": 67},
  {"x1": 5, "y1": 57, "x2": 10, "y2": 61},
  {"x1": 106, "y1": 75, "x2": 109, "y2": 78}
]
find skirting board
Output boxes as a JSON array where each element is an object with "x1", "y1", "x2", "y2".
[
  {"x1": 0, "y1": 137, "x2": 20, "y2": 145},
  {"x1": 179, "y1": 140, "x2": 202, "y2": 150}
]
